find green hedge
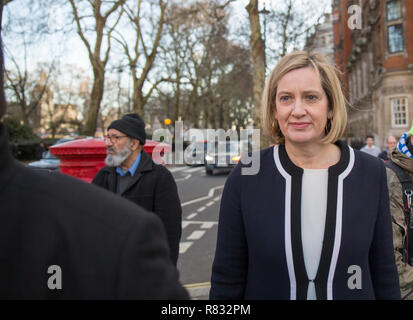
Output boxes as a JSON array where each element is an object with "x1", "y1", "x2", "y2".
[
  {"x1": 3, "y1": 117, "x2": 40, "y2": 143},
  {"x1": 3, "y1": 118, "x2": 59, "y2": 161}
]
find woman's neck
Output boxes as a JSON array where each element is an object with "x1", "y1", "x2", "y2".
[{"x1": 285, "y1": 141, "x2": 341, "y2": 169}]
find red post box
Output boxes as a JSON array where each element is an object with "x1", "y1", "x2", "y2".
[{"x1": 50, "y1": 138, "x2": 172, "y2": 183}]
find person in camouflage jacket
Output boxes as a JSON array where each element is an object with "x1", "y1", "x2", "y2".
[{"x1": 386, "y1": 133, "x2": 413, "y2": 300}]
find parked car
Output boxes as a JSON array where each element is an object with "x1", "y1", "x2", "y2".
[
  {"x1": 27, "y1": 150, "x2": 60, "y2": 171},
  {"x1": 27, "y1": 136, "x2": 91, "y2": 171},
  {"x1": 205, "y1": 141, "x2": 241, "y2": 175}
]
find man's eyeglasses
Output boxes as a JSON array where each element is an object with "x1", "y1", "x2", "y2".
[{"x1": 104, "y1": 134, "x2": 128, "y2": 143}]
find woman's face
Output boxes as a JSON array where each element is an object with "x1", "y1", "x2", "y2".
[{"x1": 274, "y1": 67, "x2": 331, "y2": 146}]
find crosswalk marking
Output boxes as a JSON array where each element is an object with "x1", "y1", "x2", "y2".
[
  {"x1": 187, "y1": 213, "x2": 198, "y2": 220},
  {"x1": 179, "y1": 221, "x2": 218, "y2": 255},
  {"x1": 179, "y1": 242, "x2": 193, "y2": 254},
  {"x1": 206, "y1": 201, "x2": 215, "y2": 207},
  {"x1": 182, "y1": 220, "x2": 218, "y2": 225},
  {"x1": 200, "y1": 222, "x2": 215, "y2": 229},
  {"x1": 187, "y1": 230, "x2": 206, "y2": 240},
  {"x1": 197, "y1": 206, "x2": 206, "y2": 212}
]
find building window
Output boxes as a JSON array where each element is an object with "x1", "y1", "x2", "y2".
[
  {"x1": 386, "y1": 1, "x2": 402, "y2": 21},
  {"x1": 387, "y1": 24, "x2": 403, "y2": 53},
  {"x1": 391, "y1": 97, "x2": 408, "y2": 127}
]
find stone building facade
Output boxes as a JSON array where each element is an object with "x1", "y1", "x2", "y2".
[
  {"x1": 304, "y1": 13, "x2": 335, "y2": 66},
  {"x1": 333, "y1": 0, "x2": 413, "y2": 148}
]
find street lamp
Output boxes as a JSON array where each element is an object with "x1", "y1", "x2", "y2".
[{"x1": 259, "y1": 1, "x2": 270, "y2": 73}]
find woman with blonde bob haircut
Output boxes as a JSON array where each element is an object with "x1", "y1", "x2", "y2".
[
  {"x1": 210, "y1": 51, "x2": 400, "y2": 300},
  {"x1": 262, "y1": 51, "x2": 347, "y2": 145}
]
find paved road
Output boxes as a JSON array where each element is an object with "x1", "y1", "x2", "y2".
[{"x1": 168, "y1": 165, "x2": 230, "y2": 299}]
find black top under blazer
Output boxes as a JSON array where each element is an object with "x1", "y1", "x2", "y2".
[{"x1": 210, "y1": 141, "x2": 401, "y2": 300}]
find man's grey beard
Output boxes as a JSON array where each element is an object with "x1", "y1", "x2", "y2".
[{"x1": 105, "y1": 141, "x2": 132, "y2": 167}]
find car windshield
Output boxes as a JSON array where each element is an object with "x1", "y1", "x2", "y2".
[
  {"x1": 215, "y1": 141, "x2": 239, "y2": 153},
  {"x1": 42, "y1": 151, "x2": 57, "y2": 160}
]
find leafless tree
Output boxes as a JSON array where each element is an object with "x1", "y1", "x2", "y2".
[
  {"x1": 112, "y1": 0, "x2": 166, "y2": 118},
  {"x1": 4, "y1": 55, "x2": 55, "y2": 128},
  {"x1": 154, "y1": 0, "x2": 248, "y2": 130},
  {"x1": 68, "y1": 0, "x2": 125, "y2": 136},
  {"x1": 245, "y1": 0, "x2": 267, "y2": 147}
]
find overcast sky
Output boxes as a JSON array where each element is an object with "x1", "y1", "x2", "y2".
[{"x1": 3, "y1": 0, "x2": 332, "y2": 81}]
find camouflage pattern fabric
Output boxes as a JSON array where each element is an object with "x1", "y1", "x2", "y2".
[{"x1": 386, "y1": 148, "x2": 413, "y2": 300}]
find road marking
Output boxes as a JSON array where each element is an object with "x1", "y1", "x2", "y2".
[
  {"x1": 206, "y1": 201, "x2": 215, "y2": 207},
  {"x1": 183, "y1": 167, "x2": 204, "y2": 173},
  {"x1": 175, "y1": 174, "x2": 191, "y2": 182},
  {"x1": 187, "y1": 213, "x2": 198, "y2": 220},
  {"x1": 213, "y1": 196, "x2": 221, "y2": 201},
  {"x1": 187, "y1": 230, "x2": 206, "y2": 240},
  {"x1": 168, "y1": 166, "x2": 189, "y2": 173},
  {"x1": 179, "y1": 242, "x2": 193, "y2": 254},
  {"x1": 201, "y1": 222, "x2": 215, "y2": 229},
  {"x1": 197, "y1": 206, "x2": 206, "y2": 212},
  {"x1": 182, "y1": 221, "x2": 191, "y2": 229},
  {"x1": 182, "y1": 220, "x2": 218, "y2": 226},
  {"x1": 181, "y1": 185, "x2": 224, "y2": 207}
]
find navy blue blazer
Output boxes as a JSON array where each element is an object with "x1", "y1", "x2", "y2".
[{"x1": 210, "y1": 141, "x2": 400, "y2": 300}]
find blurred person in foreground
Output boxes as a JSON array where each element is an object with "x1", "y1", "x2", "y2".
[
  {"x1": 385, "y1": 125, "x2": 413, "y2": 300},
  {"x1": 0, "y1": 0, "x2": 188, "y2": 299},
  {"x1": 210, "y1": 51, "x2": 400, "y2": 300},
  {"x1": 92, "y1": 114, "x2": 182, "y2": 266}
]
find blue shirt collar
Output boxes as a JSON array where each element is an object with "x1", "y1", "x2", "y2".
[{"x1": 116, "y1": 151, "x2": 142, "y2": 176}]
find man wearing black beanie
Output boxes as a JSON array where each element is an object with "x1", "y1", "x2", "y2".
[{"x1": 92, "y1": 113, "x2": 182, "y2": 266}]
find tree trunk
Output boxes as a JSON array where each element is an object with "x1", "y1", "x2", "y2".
[
  {"x1": 132, "y1": 79, "x2": 145, "y2": 117},
  {"x1": 82, "y1": 65, "x2": 105, "y2": 136},
  {"x1": 246, "y1": 0, "x2": 268, "y2": 149}
]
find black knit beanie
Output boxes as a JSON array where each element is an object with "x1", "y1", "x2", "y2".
[{"x1": 108, "y1": 113, "x2": 146, "y2": 145}]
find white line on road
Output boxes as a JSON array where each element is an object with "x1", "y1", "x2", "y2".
[
  {"x1": 183, "y1": 167, "x2": 204, "y2": 173},
  {"x1": 181, "y1": 185, "x2": 225, "y2": 207},
  {"x1": 197, "y1": 206, "x2": 206, "y2": 212},
  {"x1": 200, "y1": 222, "x2": 216, "y2": 229},
  {"x1": 206, "y1": 201, "x2": 215, "y2": 207},
  {"x1": 179, "y1": 242, "x2": 193, "y2": 254},
  {"x1": 187, "y1": 230, "x2": 206, "y2": 240},
  {"x1": 187, "y1": 213, "x2": 198, "y2": 220},
  {"x1": 213, "y1": 196, "x2": 221, "y2": 201},
  {"x1": 182, "y1": 220, "x2": 218, "y2": 226},
  {"x1": 168, "y1": 166, "x2": 189, "y2": 173},
  {"x1": 182, "y1": 221, "x2": 191, "y2": 229},
  {"x1": 175, "y1": 174, "x2": 191, "y2": 182}
]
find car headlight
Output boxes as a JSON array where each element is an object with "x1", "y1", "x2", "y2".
[
  {"x1": 205, "y1": 155, "x2": 214, "y2": 162},
  {"x1": 232, "y1": 155, "x2": 241, "y2": 162}
]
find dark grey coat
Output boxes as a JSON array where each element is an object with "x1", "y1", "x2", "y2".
[
  {"x1": 92, "y1": 151, "x2": 182, "y2": 265},
  {"x1": 0, "y1": 123, "x2": 188, "y2": 299}
]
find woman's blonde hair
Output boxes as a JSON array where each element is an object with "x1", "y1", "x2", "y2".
[{"x1": 262, "y1": 51, "x2": 347, "y2": 145}]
